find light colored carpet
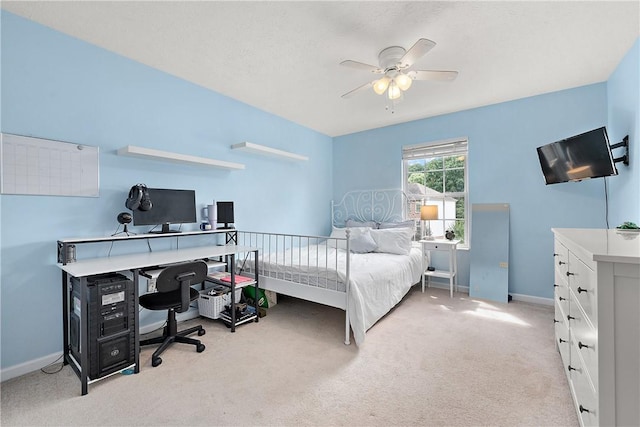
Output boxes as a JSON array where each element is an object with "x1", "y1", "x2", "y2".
[{"x1": 1, "y1": 286, "x2": 578, "y2": 426}]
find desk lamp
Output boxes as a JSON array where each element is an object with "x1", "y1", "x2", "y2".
[{"x1": 420, "y1": 205, "x2": 438, "y2": 240}]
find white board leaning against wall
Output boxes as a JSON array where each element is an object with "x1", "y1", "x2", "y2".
[{"x1": 1, "y1": 133, "x2": 99, "y2": 197}]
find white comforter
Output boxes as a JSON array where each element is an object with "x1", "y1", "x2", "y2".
[{"x1": 253, "y1": 244, "x2": 424, "y2": 345}]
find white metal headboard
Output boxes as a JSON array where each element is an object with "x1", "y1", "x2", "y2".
[{"x1": 331, "y1": 189, "x2": 410, "y2": 228}]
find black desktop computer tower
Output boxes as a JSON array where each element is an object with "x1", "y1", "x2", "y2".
[{"x1": 69, "y1": 273, "x2": 136, "y2": 380}]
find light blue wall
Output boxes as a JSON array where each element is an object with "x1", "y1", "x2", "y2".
[
  {"x1": 2, "y1": 10, "x2": 638, "y2": 375},
  {"x1": 607, "y1": 38, "x2": 640, "y2": 225},
  {"x1": 0, "y1": 12, "x2": 333, "y2": 371},
  {"x1": 334, "y1": 84, "x2": 611, "y2": 299}
]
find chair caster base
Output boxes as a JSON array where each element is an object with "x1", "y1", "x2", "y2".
[
  {"x1": 197, "y1": 344, "x2": 205, "y2": 353},
  {"x1": 152, "y1": 357, "x2": 162, "y2": 367}
]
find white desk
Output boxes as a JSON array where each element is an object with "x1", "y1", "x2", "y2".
[
  {"x1": 420, "y1": 239, "x2": 460, "y2": 297},
  {"x1": 59, "y1": 245, "x2": 257, "y2": 277},
  {"x1": 57, "y1": 231, "x2": 257, "y2": 395}
]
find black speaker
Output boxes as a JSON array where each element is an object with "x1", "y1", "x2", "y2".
[{"x1": 125, "y1": 184, "x2": 152, "y2": 211}]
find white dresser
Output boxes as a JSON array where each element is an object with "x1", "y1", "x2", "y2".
[{"x1": 552, "y1": 228, "x2": 640, "y2": 427}]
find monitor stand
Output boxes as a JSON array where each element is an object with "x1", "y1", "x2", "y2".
[{"x1": 150, "y1": 223, "x2": 181, "y2": 234}]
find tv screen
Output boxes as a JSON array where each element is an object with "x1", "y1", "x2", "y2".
[
  {"x1": 133, "y1": 188, "x2": 197, "y2": 233},
  {"x1": 536, "y1": 127, "x2": 617, "y2": 185}
]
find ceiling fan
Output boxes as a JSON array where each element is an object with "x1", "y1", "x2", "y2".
[{"x1": 340, "y1": 38, "x2": 458, "y2": 101}]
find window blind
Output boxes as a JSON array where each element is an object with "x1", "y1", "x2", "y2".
[{"x1": 402, "y1": 139, "x2": 468, "y2": 160}]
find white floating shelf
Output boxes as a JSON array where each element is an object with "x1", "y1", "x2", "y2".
[
  {"x1": 117, "y1": 145, "x2": 245, "y2": 170},
  {"x1": 230, "y1": 142, "x2": 308, "y2": 161}
]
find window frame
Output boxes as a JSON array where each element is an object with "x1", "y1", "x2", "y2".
[{"x1": 402, "y1": 138, "x2": 469, "y2": 248}]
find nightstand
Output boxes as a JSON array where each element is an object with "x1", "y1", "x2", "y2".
[{"x1": 420, "y1": 239, "x2": 460, "y2": 297}]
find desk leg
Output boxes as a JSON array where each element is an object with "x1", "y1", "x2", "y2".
[
  {"x1": 254, "y1": 249, "x2": 259, "y2": 323},
  {"x1": 62, "y1": 271, "x2": 70, "y2": 366},
  {"x1": 229, "y1": 254, "x2": 236, "y2": 333},
  {"x1": 79, "y1": 277, "x2": 89, "y2": 395},
  {"x1": 133, "y1": 269, "x2": 140, "y2": 374}
]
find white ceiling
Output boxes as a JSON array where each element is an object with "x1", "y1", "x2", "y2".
[{"x1": 2, "y1": 1, "x2": 639, "y2": 137}]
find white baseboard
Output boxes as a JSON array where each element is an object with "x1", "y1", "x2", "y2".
[
  {"x1": 509, "y1": 292, "x2": 554, "y2": 306},
  {"x1": 426, "y1": 279, "x2": 553, "y2": 306},
  {"x1": 2, "y1": 309, "x2": 202, "y2": 383},
  {"x1": 1, "y1": 352, "x2": 64, "y2": 382}
]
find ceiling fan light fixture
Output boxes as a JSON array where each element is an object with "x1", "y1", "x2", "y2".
[
  {"x1": 339, "y1": 38, "x2": 457, "y2": 107},
  {"x1": 387, "y1": 82, "x2": 402, "y2": 100},
  {"x1": 372, "y1": 77, "x2": 391, "y2": 95},
  {"x1": 395, "y1": 73, "x2": 413, "y2": 91}
]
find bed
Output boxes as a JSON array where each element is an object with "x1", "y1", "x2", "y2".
[{"x1": 236, "y1": 189, "x2": 424, "y2": 346}]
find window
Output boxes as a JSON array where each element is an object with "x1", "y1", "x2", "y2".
[{"x1": 402, "y1": 138, "x2": 468, "y2": 247}]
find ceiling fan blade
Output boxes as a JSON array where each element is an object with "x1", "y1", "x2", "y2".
[
  {"x1": 400, "y1": 38, "x2": 436, "y2": 68},
  {"x1": 340, "y1": 60, "x2": 383, "y2": 74},
  {"x1": 341, "y1": 81, "x2": 373, "y2": 99},
  {"x1": 408, "y1": 70, "x2": 458, "y2": 81}
]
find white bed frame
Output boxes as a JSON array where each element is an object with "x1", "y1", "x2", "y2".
[{"x1": 237, "y1": 189, "x2": 411, "y2": 345}]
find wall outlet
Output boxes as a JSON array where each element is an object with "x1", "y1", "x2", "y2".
[{"x1": 499, "y1": 262, "x2": 508, "y2": 268}]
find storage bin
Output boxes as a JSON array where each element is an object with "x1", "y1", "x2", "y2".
[{"x1": 198, "y1": 288, "x2": 242, "y2": 320}]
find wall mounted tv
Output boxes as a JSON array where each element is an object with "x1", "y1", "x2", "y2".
[
  {"x1": 536, "y1": 127, "x2": 618, "y2": 185},
  {"x1": 133, "y1": 188, "x2": 196, "y2": 233}
]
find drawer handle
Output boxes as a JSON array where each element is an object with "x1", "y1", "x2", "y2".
[
  {"x1": 566, "y1": 271, "x2": 575, "y2": 277},
  {"x1": 558, "y1": 338, "x2": 567, "y2": 344},
  {"x1": 553, "y1": 319, "x2": 559, "y2": 323},
  {"x1": 568, "y1": 364, "x2": 579, "y2": 372},
  {"x1": 578, "y1": 341, "x2": 592, "y2": 350},
  {"x1": 577, "y1": 287, "x2": 588, "y2": 294},
  {"x1": 558, "y1": 296, "x2": 566, "y2": 302},
  {"x1": 567, "y1": 315, "x2": 575, "y2": 321},
  {"x1": 554, "y1": 284, "x2": 559, "y2": 288},
  {"x1": 553, "y1": 253, "x2": 559, "y2": 257},
  {"x1": 558, "y1": 261, "x2": 566, "y2": 266},
  {"x1": 579, "y1": 405, "x2": 591, "y2": 414}
]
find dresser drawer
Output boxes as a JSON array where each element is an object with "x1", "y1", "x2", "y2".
[
  {"x1": 555, "y1": 271, "x2": 570, "y2": 313},
  {"x1": 568, "y1": 253, "x2": 597, "y2": 326},
  {"x1": 554, "y1": 300, "x2": 571, "y2": 368},
  {"x1": 554, "y1": 240, "x2": 569, "y2": 277},
  {"x1": 569, "y1": 344, "x2": 599, "y2": 427},
  {"x1": 571, "y1": 310, "x2": 599, "y2": 391}
]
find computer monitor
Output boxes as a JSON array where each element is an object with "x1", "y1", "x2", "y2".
[
  {"x1": 132, "y1": 188, "x2": 197, "y2": 233},
  {"x1": 216, "y1": 201, "x2": 234, "y2": 229}
]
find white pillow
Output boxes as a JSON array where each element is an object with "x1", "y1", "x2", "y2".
[
  {"x1": 346, "y1": 219, "x2": 378, "y2": 229},
  {"x1": 369, "y1": 228, "x2": 413, "y2": 255},
  {"x1": 328, "y1": 227, "x2": 347, "y2": 249},
  {"x1": 348, "y1": 227, "x2": 378, "y2": 253},
  {"x1": 378, "y1": 220, "x2": 415, "y2": 230}
]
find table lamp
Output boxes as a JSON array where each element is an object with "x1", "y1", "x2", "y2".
[{"x1": 420, "y1": 205, "x2": 438, "y2": 240}]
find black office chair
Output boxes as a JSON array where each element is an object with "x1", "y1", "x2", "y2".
[{"x1": 139, "y1": 260, "x2": 207, "y2": 367}]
